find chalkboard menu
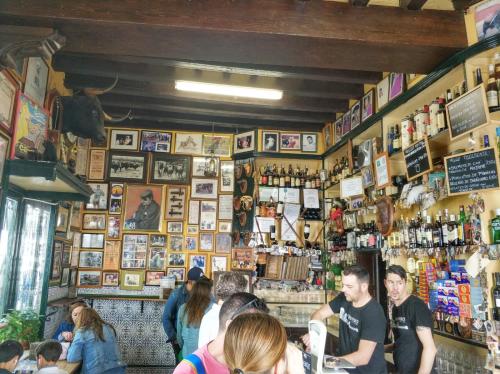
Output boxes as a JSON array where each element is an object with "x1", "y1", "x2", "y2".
[
  {"x1": 446, "y1": 85, "x2": 489, "y2": 140},
  {"x1": 444, "y1": 147, "x2": 500, "y2": 196},
  {"x1": 403, "y1": 138, "x2": 433, "y2": 180}
]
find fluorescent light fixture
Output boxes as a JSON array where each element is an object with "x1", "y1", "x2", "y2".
[{"x1": 175, "y1": 80, "x2": 283, "y2": 100}]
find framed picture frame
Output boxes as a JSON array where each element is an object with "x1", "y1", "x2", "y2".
[
  {"x1": 24, "y1": 57, "x2": 49, "y2": 107},
  {"x1": 376, "y1": 75, "x2": 390, "y2": 110},
  {"x1": 218, "y1": 194, "x2": 233, "y2": 220},
  {"x1": 361, "y1": 166, "x2": 375, "y2": 188},
  {"x1": 232, "y1": 270, "x2": 253, "y2": 293},
  {"x1": 71, "y1": 233, "x2": 81, "y2": 267},
  {"x1": 146, "y1": 271, "x2": 165, "y2": 286},
  {"x1": 215, "y1": 233, "x2": 232, "y2": 254},
  {"x1": 81, "y1": 233, "x2": 105, "y2": 249},
  {"x1": 192, "y1": 156, "x2": 219, "y2": 177},
  {"x1": 210, "y1": 255, "x2": 228, "y2": 274},
  {"x1": 234, "y1": 130, "x2": 255, "y2": 154},
  {"x1": 149, "y1": 247, "x2": 166, "y2": 272},
  {"x1": 61, "y1": 243, "x2": 72, "y2": 268},
  {"x1": 167, "y1": 221, "x2": 184, "y2": 233},
  {"x1": 167, "y1": 267, "x2": 186, "y2": 282},
  {"x1": 301, "y1": 133, "x2": 317, "y2": 153},
  {"x1": 262, "y1": 131, "x2": 279, "y2": 152},
  {"x1": 168, "y1": 235, "x2": 184, "y2": 251},
  {"x1": 200, "y1": 200, "x2": 217, "y2": 231},
  {"x1": 77, "y1": 270, "x2": 101, "y2": 288},
  {"x1": 120, "y1": 270, "x2": 144, "y2": 291},
  {"x1": 69, "y1": 268, "x2": 78, "y2": 288},
  {"x1": 389, "y1": 72, "x2": 405, "y2": 101},
  {"x1": 60, "y1": 268, "x2": 70, "y2": 287},
  {"x1": 323, "y1": 123, "x2": 332, "y2": 149},
  {"x1": 75, "y1": 137, "x2": 91, "y2": 178},
  {"x1": 189, "y1": 254, "x2": 207, "y2": 273},
  {"x1": 83, "y1": 213, "x2": 106, "y2": 230},
  {"x1": 175, "y1": 133, "x2": 203, "y2": 155},
  {"x1": 265, "y1": 255, "x2": 284, "y2": 279},
  {"x1": 56, "y1": 206, "x2": 70, "y2": 233},
  {"x1": 70, "y1": 202, "x2": 83, "y2": 230},
  {"x1": 150, "y1": 234, "x2": 167, "y2": 247},
  {"x1": 86, "y1": 183, "x2": 108, "y2": 210},
  {"x1": 188, "y1": 200, "x2": 200, "y2": 225},
  {"x1": 280, "y1": 133, "x2": 301, "y2": 151},
  {"x1": 168, "y1": 253, "x2": 186, "y2": 267},
  {"x1": 78, "y1": 251, "x2": 104, "y2": 268},
  {"x1": 361, "y1": 89, "x2": 375, "y2": 122},
  {"x1": 0, "y1": 134, "x2": 10, "y2": 185},
  {"x1": 191, "y1": 178, "x2": 218, "y2": 199},
  {"x1": 102, "y1": 271, "x2": 120, "y2": 287},
  {"x1": 185, "y1": 236, "x2": 198, "y2": 251},
  {"x1": 121, "y1": 234, "x2": 148, "y2": 269},
  {"x1": 220, "y1": 160, "x2": 234, "y2": 192},
  {"x1": 0, "y1": 70, "x2": 17, "y2": 134},
  {"x1": 334, "y1": 118, "x2": 343, "y2": 143},
  {"x1": 232, "y1": 247, "x2": 254, "y2": 270},
  {"x1": 50, "y1": 241, "x2": 62, "y2": 283},
  {"x1": 218, "y1": 221, "x2": 232, "y2": 233},
  {"x1": 103, "y1": 240, "x2": 121, "y2": 270},
  {"x1": 107, "y1": 216, "x2": 120, "y2": 239},
  {"x1": 166, "y1": 186, "x2": 187, "y2": 220},
  {"x1": 199, "y1": 233, "x2": 214, "y2": 252},
  {"x1": 151, "y1": 153, "x2": 191, "y2": 185},
  {"x1": 342, "y1": 111, "x2": 351, "y2": 136},
  {"x1": 374, "y1": 152, "x2": 391, "y2": 189},
  {"x1": 141, "y1": 130, "x2": 172, "y2": 152},
  {"x1": 110, "y1": 129, "x2": 139, "y2": 151},
  {"x1": 107, "y1": 151, "x2": 148, "y2": 182},
  {"x1": 187, "y1": 225, "x2": 199, "y2": 235},
  {"x1": 109, "y1": 183, "x2": 124, "y2": 215},
  {"x1": 88, "y1": 149, "x2": 106, "y2": 181},
  {"x1": 350, "y1": 101, "x2": 361, "y2": 130},
  {"x1": 202, "y1": 134, "x2": 232, "y2": 157},
  {"x1": 123, "y1": 184, "x2": 164, "y2": 232}
]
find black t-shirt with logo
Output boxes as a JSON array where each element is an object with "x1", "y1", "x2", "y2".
[
  {"x1": 329, "y1": 292, "x2": 387, "y2": 374},
  {"x1": 391, "y1": 295, "x2": 436, "y2": 374}
]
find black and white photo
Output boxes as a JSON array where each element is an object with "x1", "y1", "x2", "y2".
[
  {"x1": 262, "y1": 131, "x2": 279, "y2": 152},
  {"x1": 191, "y1": 178, "x2": 218, "y2": 199},
  {"x1": 108, "y1": 152, "x2": 147, "y2": 182},
  {"x1": 86, "y1": 183, "x2": 108, "y2": 210},
  {"x1": 110, "y1": 129, "x2": 139, "y2": 150},
  {"x1": 78, "y1": 251, "x2": 104, "y2": 268},
  {"x1": 301, "y1": 133, "x2": 318, "y2": 153},
  {"x1": 151, "y1": 154, "x2": 190, "y2": 184}
]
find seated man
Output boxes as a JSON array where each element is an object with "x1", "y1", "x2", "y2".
[
  {"x1": 0, "y1": 340, "x2": 23, "y2": 374},
  {"x1": 36, "y1": 340, "x2": 69, "y2": 374}
]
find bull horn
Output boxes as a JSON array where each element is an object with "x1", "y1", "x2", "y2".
[
  {"x1": 83, "y1": 76, "x2": 119, "y2": 96},
  {"x1": 103, "y1": 109, "x2": 132, "y2": 123}
]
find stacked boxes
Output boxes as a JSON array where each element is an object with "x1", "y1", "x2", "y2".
[{"x1": 417, "y1": 261, "x2": 437, "y2": 303}]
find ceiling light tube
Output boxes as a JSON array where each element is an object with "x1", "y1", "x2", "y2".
[{"x1": 175, "y1": 80, "x2": 283, "y2": 100}]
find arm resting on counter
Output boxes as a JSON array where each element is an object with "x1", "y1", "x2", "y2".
[{"x1": 339, "y1": 339, "x2": 377, "y2": 367}]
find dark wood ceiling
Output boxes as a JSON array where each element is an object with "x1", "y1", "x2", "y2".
[{"x1": 0, "y1": 0, "x2": 469, "y2": 133}]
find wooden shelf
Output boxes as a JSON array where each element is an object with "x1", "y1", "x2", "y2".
[{"x1": 434, "y1": 330, "x2": 487, "y2": 349}]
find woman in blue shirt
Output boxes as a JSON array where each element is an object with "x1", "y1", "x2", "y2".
[
  {"x1": 67, "y1": 307, "x2": 126, "y2": 374},
  {"x1": 52, "y1": 300, "x2": 87, "y2": 342}
]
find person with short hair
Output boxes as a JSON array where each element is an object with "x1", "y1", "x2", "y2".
[
  {"x1": 385, "y1": 265, "x2": 437, "y2": 374},
  {"x1": 198, "y1": 271, "x2": 248, "y2": 347},
  {"x1": 302, "y1": 264, "x2": 387, "y2": 374},
  {"x1": 36, "y1": 340, "x2": 68, "y2": 374},
  {"x1": 0, "y1": 340, "x2": 23, "y2": 373},
  {"x1": 52, "y1": 300, "x2": 87, "y2": 342}
]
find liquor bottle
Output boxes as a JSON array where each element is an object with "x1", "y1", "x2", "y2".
[
  {"x1": 285, "y1": 165, "x2": 292, "y2": 187},
  {"x1": 279, "y1": 165, "x2": 286, "y2": 187},
  {"x1": 270, "y1": 225, "x2": 277, "y2": 245},
  {"x1": 491, "y1": 208, "x2": 500, "y2": 244},
  {"x1": 388, "y1": 126, "x2": 394, "y2": 155},
  {"x1": 425, "y1": 215, "x2": 434, "y2": 248},
  {"x1": 442, "y1": 209, "x2": 449, "y2": 245},
  {"x1": 458, "y1": 205, "x2": 466, "y2": 245},
  {"x1": 304, "y1": 224, "x2": 311, "y2": 240},
  {"x1": 487, "y1": 64, "x2": 499, "y2": 108},
  {"x1": 484, "y1": 135, "x2": 490, "y2": 148},
  {"x1": 475, "y1": 67, "x2": 483, "y2": 86},
  {"x1": 393, "y1": 124, "x2": 401, "y2": 153},
  {"x1": 447, "y1": 214, "x2": 459, "y2": 246},
  {"x1": 433, "y1": 214, "x2": 443, "y2": 248},
  {"x1": 437, "y1": 97, "x2": 447, "y2": 131},
  {"x1": 494, "y1": 52, "x2": 500, "y2": 97},
  {"x1": 446, "y1": 88, "x2": 453, "y2": 103},
  {"x1": 408, "y1": 219, "x2": 417, "y2": 249},
  {"x1": 493, "y1": 273, "x2": 500, "y2": 321}
]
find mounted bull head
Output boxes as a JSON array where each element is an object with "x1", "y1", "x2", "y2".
[{"x1": 58, "y1": 77, "x2": 131, "y2": 143}]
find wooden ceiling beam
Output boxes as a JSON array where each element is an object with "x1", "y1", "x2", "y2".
[
  {"x1": 400, "y1": 0, "x2": 428, "y2": 10},
  {"x1": 0, "y1": 0, "x2": 467, "y2": 73},
  {"x1": 110, "y1": 119, "x2": 242, "y2": 134}
]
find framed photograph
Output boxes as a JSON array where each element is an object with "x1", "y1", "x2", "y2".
[
  {"x1": 220, "y1": 160, "x2": 234, "y2": 192},
  {"x1": 323, "y1": 123, "x2": 332, "y2": 149},
  {"x1": 150, "y1": 234, "x2": 167, "y2": 246},
  {"x1": 69, "y1": 268, "x2": 78, "y2": 287},
  {"x1": 0, "y1": 70, "x2": 17, "y2": 134},
  {"x1": 102, "y1": 271, "x2": 119, "y2": 287},
  {"x1": 199, "y1": 233, "x2": 214, "y2": 252},
  {"x1": 167, "y1": 221, "x2": 184, "y2": 233},
  {"x1": 121, "y1": 234, "x2": 148, "y2": 269},
  {"x1": 0, "y1": 134, "x2": 10, "y2": 185},
  {"x1": 109, "y1": 183, "x2": 124, "y2": 215},
  {"x1": 374, "y1": 152, "x2": 391, "y2": 189},
  {"x1": 146, "y1": 271, "x2": 165, "y2": 286},
  {"x1": 88, "y1": 149, "x2": 106, "y2": 180},
  {"x1": 60, "y1": 268, "x2": 70, "y2": 287},
  {"x1": 50, "y1": 242, "x2": 62, "y2": 283},
  {"x1": 79, "y1": 251, "x2": 104, "y2": 268},
  {"x1": 148, "y1": 247, "x2": 166, "y2": 270},
  {"x1": 86, "y1": 183, "x2": 108, "y2": 210},
  {"x1": 82, "y1": 214, "x2": 105, "y2": 231},
  {"x1": 265, "y1": 255, "x2": 284, "y2": 279},
  {"x1": 62, "y1": 243, "x2": 71, "y2": 267},
  {"x1": 350, "y1": 101, "x2": 361, "y2": 130},
  {"x1": 200, "y1": 200, "x2": 217, "y2": 231},
  {"x1": 24, "y1": 57, "x2": 49, "y2": 106},
  {"x1": 262, "y1": 131, "x2": 279, "y2": 152},
  {"x1": 234, "y1": 130, "x2": 255, "y2": 154},
  {"x1": 168, "y1": 235, "x2": 184, "y2": 251},
  {"x1": 215, "y1": 233, "x2": 232, "y2": 254},
  {"x1": 334, "y1": 118, "x2": 343, "y2": 143},
  {"x1": 203, "y1": 134, "x2": 232, "y2": 157},
  {"x1": 108, "y1": 151, "x2": 147, "y2": 182},
  {"x1": 189, "y1": 254, "x2": 207, "y2": 273},
  {"x1": 123, "y1": 184, "x2": 163, "y2": 231},
  {"x1": 81, "y1": 233, "x2": 105, "y2": 249},
  {"x1": 77, "y1": 270, "x2": 101, "y2": 288},
  {"x1": 103, "y1": 240, "x2": 121, "y2": 270},
  {"x1": 475, "y1": 0, "x2": 500, "y2": 40},
  {"x1": 192, "y1": 157, "x2": 219, "y2": 177},
  {"x1": 280, "y1": 133, "x2": 301, "y2": 151},
  {"x1": 71, "y1": 233, "x2": 81, "y2": 267},
  {"x1": 187, "y1": 225, "x2": 199, "y2": 235},
  {"x1": 342, "y1": 111, "x2": 351, "y2": 136},
  {"x1": 232, "y1": 270, "x2": 253, "y2": 293},
  {"x1": 56, "y1": 206, "x2": 70, "y2": 233},
  {"x1": 141, "y1": 130, "x2": 172, "y2": 152},
  {"x1": 175, "y1": 133, "x2": 203, "y2": 155},
  {"x1": 107, "y1": 216, "x2": 120, "y2": 239},
  {"x1": 185, "y1": 236, "x2": 198, "y2": 251},
  {"x1": 361, "y1": 89, "x2": 375, "y2": 122},
  {"x1": 301, "y1": 133, "x2": 317, "y2": 153},
  {"x1": 210, "y1": 255, "x2": 228, "y2": 274},
  {"x1": 218, "y1": 221, "x2": 232, "y2": 233},
  {"x1": 232, "y1": 248, "x2": 254, "y2": 270},
  {"x1": 188, "y1": 200, "x2": 200, "y2": 225},
  {"x1": 376, "y1": 75, "x2": 390, "y2": 110},
  {"x1": 361, "y1": 166, "x2": 375, "y2": 188},
  {"x1": 389, "y1": 73, "x2": 404, "y2": 101},
  {"x1": 191, "y1": 178, "x2": 218, "y2": 199},
  {"x1": 120, "y1": 270, "x2": 144, "y2": 291},
  {"x1": 167, "y1": 267, "x2": 185, "y2": 281},
  {"x1": 151, "y1": 153, "x2": 191, "y2": 185},
  {"x1": 165, "y1": 186, "x2": 187, "y2": 220},
  {"x1": 168, "y1": 253, "x2": 186, "y2": 266},
  {"x1": 110, "y1": 129, "x2": 139, "y2": 151},
  {"x1": 218, "y1": 194, "x2": 233, "y2": 220}
]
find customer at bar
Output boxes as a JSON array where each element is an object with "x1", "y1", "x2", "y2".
[
  {"x1": 36, "y1": 340, "x2": 68, "y2": 374},
  {"x1": 0, "y1": 340, "x2": 23, "y2": 374},
  {"x1": 384, "y1": 265, "x2": 437, "y2": 374},
  {"x1": 67, "y1": 307, "x2": 126, "y2": 373},
  {"x1": 198, "y1": 271, "x2": 248, "y2": 347},
  {"x1": 176, "y1": 276, "x2": 214, "y2": 358},
  {"x1": 52, "y1": 300, "x2": 87, "y2": 342},
  {"x1": 302, "y1": 264, "x2": 387, "y2": 374},
  {"x1": 163, "y1": 266, "x2": 205, "y2": 362}
]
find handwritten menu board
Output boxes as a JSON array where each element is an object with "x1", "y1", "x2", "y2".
[
  {"x1": 403, "y1": 138, "x2": 432, "y2": 180},
  {"x1": 444, "y1": 147, "x2": 500, "y2": 196},
  {"x1": 446, "y1": 85, "x2": 489, "y2": 140}
]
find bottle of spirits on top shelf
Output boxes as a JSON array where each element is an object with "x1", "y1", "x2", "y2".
[
  {"x1": 491, "y1": 209, "x2": 500, "y2": 244},
  {"x1": 487, "y1": 64, "x2": 499, "y2": 108},
  {"x1": 393, "y1": 124, "x2": 401, "y2": 153},
  {"x1": 475, "y1": 67, "x2": 483, "y2": 86},
  {"x1": 493, "y1": 273, "x2": 500, "y2": 321}
]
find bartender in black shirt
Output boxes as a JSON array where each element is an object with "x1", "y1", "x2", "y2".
[
  {"x1": 385, "y1": 265, "x2": 437, "y2": 374},
  {"x1": 302, "y1": 265, "x2": 387, "y2": 374}
]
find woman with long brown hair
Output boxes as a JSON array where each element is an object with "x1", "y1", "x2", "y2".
[
  {"x1": 67, "y1": 307, "x2": 126, "y2": 373},
  {"x1": 176, "y1": 276, "x2": 214, "y2": 358}
]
